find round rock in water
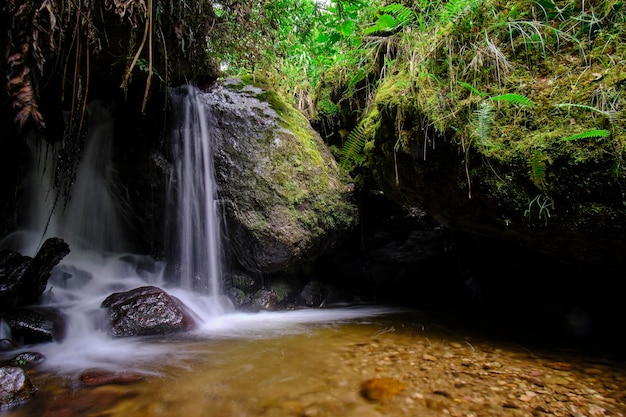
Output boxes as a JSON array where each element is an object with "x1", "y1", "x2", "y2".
[
  {"x1": 101, "y1": 286, "x2": 197, "y2": 337},
  {"x1": 0, "y1": 366, "x2": 35, "y2": 409}
]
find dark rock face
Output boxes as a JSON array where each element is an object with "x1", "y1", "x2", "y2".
[
  {"x1": 3, "y1": 308, "x2": 66, "y2": 344},
  {"x1": 299, "y1": 280, "x2": 328, "y2": 307},
  {"x1": 100, "y1": 286, "x2": 197, "y2": 337},
  {"x1": 20, "y1": 238, "x2": 70, "y2": 304},
  {"x1": 0, "y1": 237, "x2": 70, "y2": 311},
  {"x1": 0, "y1": 250, "x2": 28, "y2": 310},
  {"x1": 0, "y1": 366, "x2": 35, "y2": 409}
]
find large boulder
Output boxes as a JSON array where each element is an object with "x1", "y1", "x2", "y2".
[
  {"x1": 100, "y1": 286, "x2": 197, "y2": 337},
  {"x1": 0, "y1": 366, "x2": 35, "y2": 409},
  {"x1": 199, "y1": 78, "x2": 358, "y2": 272}
]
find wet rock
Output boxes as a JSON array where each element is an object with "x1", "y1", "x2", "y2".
[
  {"x1": 231, "y1": 272, "x2": 259, "y2": 292},
  {"x1": 0, "y1": 238, "x2": 70, "y2": 310},
  {"x1": 360, "y1": 378, "x2": 405, "y2": 401},
  {"x1": 299, "y1": 280, "x2": 327, "y2": 307},
  {"x1": 101, "y1": 286, "x2": 197, "y2": 337},
  {"x1": 20, "y1": 238, "x2": 70, "y2": 304},
  {"x1": 0, "y1": 366, "x2": 35, "y2": 409},
  {"x1": 268, "y1": 277, "x2": 299, "y2": 306},
  {"x1": 249, "y1": 289, "x2": 279, "y2": 311},
  {"x1": 10, "y1": 352, "x2": 45, "y2": 368},
  {"x1": 80, "y1": 369, "x2": 145, "y2": 386},
  {"x1": 0, "y1": 250, "x2": 30, "y2": 311},
  {"x1": 0, "y1": 339, "x2": 18, "y2": 352},
  {"x1": 4, "y1": 308, "x2": 66, "y2": 344}
]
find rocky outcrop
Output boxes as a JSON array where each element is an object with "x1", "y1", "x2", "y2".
[
  {"x1": 198, "y1": 79, "x2": 358, "y2": 272},
  {"x1": 0, "y1": 237, "x2": 70, "y2": 310},
  {"x1": 100, "y1": 286, "x2": 197, "y2": 337}
]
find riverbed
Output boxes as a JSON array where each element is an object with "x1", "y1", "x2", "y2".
[{"x1": 2, "y1": 308, "x2": 625, "y2": 417}]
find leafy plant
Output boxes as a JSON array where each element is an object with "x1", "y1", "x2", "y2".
[
  {"x1": 365, "y1": 3, "x2": 416, "y2": 35},
  {"x1": 524, "y1": 193, "x2": 554, "y2": 225},
  {"x1": 340, "y1": 120, "x2": 372, "y2": 170},
  {"x1": 529, "y1": 150, "x2": 547, "y2": 189},
  {"x1": 561, "y1": 129, "x2": 610, "y2": 142}
]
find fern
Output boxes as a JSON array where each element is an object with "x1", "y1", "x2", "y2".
[
  {"x1": 439, "y1": 0, "x2": 481, "y2": 25},
  {"x1": 490, "y1": 94, "x2": 534, "y2": 106},
  {"x1": 529, "y1": 150, "x2": 546, "y2": 189},
  {"x1": 340, "y1": 121, "x2": 371, "y2": 169},
  {"x1": 472, "y1": 102, "x2": 492, "y2": 147},
  {"x1": 364, "y1": 3, "x2": 416, "y2": 34},
  {"x1": 457, "y1": 81, "x2": 488, "y2": 97},
  {"x1": 380, "y1": 3, "x2": 415, "y2": 24},
  {"x1": 560, "y1": 129, "x2": 610, "y2": 142}
]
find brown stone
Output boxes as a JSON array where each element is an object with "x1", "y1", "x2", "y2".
[
  {"x1": 80, "y1": 369, "x2": 145, "y2": 387},
  {"x1": 360, "y1": 377, "x2": 404, "y2": 402}
]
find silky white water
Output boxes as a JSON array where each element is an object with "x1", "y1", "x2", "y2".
[
  {"x1": 0, "y1": 87, "x2": 398, "y2": 374},
  {"x1": 168, "y1": 86, "x2": 228, "y2": 306}
]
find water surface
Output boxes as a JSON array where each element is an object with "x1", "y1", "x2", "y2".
[{"x1": 3, "y1": 309, "x2": 625, "y2": 417}]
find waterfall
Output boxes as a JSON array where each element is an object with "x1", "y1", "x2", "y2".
[
  {"x1": 4, "y1": 101, "x2": 127, "y2": 255},
  {"x1": 61, "y1": 101, "x2": 128, "y2": 252},
  {"x1": 168, "y1": 85, "x2": 230, "y2": 312}
]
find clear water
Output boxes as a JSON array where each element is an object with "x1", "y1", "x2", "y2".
[{"x1": 3, "y1": 311, "x2": 625, "y2": 417}]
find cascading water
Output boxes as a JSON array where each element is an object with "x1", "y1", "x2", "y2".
[
  {"x1": 0, "y1": 85, "x2": 391, "y2": 375},
  {"x1": 167, "y1": 85, "x2": 233, "y2": 316},
  {"x1": 169, "y1": 86, "x2": 223, "y2": 296}
]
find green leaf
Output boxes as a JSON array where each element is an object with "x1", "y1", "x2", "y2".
[
  {"x1": 560, "y1": 129, "x2": 610, "y2": 142},
  {"x1": 340, "y1": 20, "x2": 355, "y2": 37},
  {"x1": 376, "y1": 14, "x2": 398, "y2": 30},
  {"x1": 317, "y1": 33, "x2": 330, "y2": 43},
  {"x1": 457, "y1": 81, "x2": 487, "y2": 97},
  {"x1": 490, "y1": 94, "x2": 534, "y2": 106}
]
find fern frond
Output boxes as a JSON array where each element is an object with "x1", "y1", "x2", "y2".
[
  {"x1": 380, "y1": 3, "x2": 415, "y2": 25},
  {"x1": 341, "y1": 121, "x2": 371, "y2": 169},
  {"x1": 472, "y1": 102, "x2": 492, "y2": 147},
  {"x1": 457, "y1": 81, "x2": 487, "y2": 97},
  {"x1": 560, "y1": 129, "x2": 610, "y2": 142},
  {"x1": 365, "y1": 3, "x2": 416, "y2": 34},
  {"x1": 529, "y1": 150, "x2": 546, "y2": 189},
  {"x1": 439, "y1": 0, "x2": 481, "y2": 25},
  {"x1": 490, "y1": 94, "x2": 534, "y2": 106}
]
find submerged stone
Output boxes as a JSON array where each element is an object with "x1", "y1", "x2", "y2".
[{"x1": 360, "y1": 377, "x2": 405, "y2": 402}]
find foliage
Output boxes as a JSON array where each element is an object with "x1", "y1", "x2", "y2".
[{"x1": 302, "y1": 0, "x2": 625, "y2": 224}]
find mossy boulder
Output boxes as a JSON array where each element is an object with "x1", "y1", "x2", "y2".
[{"x1": 204, "y1": 78, "x2": 358, "y2": 272}]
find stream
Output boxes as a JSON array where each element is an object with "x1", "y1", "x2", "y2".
[{"x1": 2, "y1": 308, "x2": 625, "y2": 417}]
